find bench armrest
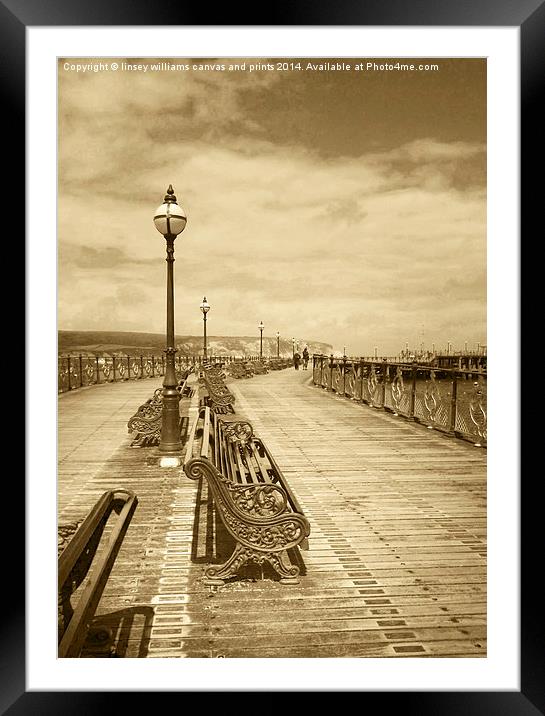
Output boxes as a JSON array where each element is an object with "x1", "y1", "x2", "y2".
[
  {"x1": 184, "y1": 457, "x2": 310, "y2": 552},
  {"x1": 58, "y1": 489, "x2": 138, "y2": 658}
]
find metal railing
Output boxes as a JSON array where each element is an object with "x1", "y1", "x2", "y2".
[
  {"x1": 312, "y1": 355, "x2": 487, "y2": 447},
  {"x1": 58, "y1": 353, "x2": 287, "y2": 393}
]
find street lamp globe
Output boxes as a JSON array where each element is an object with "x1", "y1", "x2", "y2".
[
  {"x1": 200, "y1": 297, "x2": 210, "y2": 314},
  {"x1": 258, "y1": 321, "x2": 264, "y2": 331},
  {"x1": 153, "y1": 185, "x2": 187, "y2": 237}
]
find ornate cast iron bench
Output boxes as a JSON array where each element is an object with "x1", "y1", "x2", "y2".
[
  {"x1": 127, "y1": 369, "x2": 193, "y2": 446},
  {"x1": 200, "y1": 368, "x2": 236, "y2": 415},
  {"x1": 58, "y1": 489, "x2": 138, "y2": 657},
  {"x1": 226, "y1": 361, "x2": 255, "y2": 379},
  {"x1": 127, "y1": 387, "x2": 164, "y2": 446},
  {"x1": 251, "y1": 361, "x2": 269, "y2": 375},
  {"x1": 183, "y1": 406, "x2": 310, "y2": 585}
]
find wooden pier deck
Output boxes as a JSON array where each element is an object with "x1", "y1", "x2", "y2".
[{"x1": 58, "y1": 368, "x2": 486, "y2": 658}]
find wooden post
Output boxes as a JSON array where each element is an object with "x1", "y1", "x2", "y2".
[
  {"x1": 140, "y1": 355, "x2": 144, "y2": 379},
  {"x1": 79, "y1": 354, "x2": 83, "y2": 388},
  {"x1": 126, "y1": 355, "x2": 131, "y2": 381},
  {"x1": 67, "y1": 356, "x2": 72, "y2": 391},
  {"x1": 96, "y1": 355, "x2": 100, "y2": 384},
  {"x1": 112, "y1": 356, "x2": 116, "y2": 382}
]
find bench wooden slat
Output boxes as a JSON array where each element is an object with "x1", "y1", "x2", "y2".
[
  {"x1": 227, "y1": 437, "x2": 244, "y2": 484},
  {"x1": 231, "y1": 441, "x2": 251, "y2": 484},
  {"x1": 240, "y1": 442, "x2": 264, "y2": 484},
  {"x1": 253, "y1": 438, "x2": 306, "y2": 517},
  {"x1": 249, "y1": 442, "x2": 275, "y2": 484},
  {"x1": 201, "y1": 406, "x2": 211, "y2": 459},
  {"x1": 183, "y1": 406, "x2": 201, "y2": 466},
  {"x1": 213, "y1": 411, "x2": 220, "y2": 466}
]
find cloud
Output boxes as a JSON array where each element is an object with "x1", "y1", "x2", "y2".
[
  {"x1": 58, "y1": 63, "x2": 486, "y2": 354},
  {"x1": 59, "y1": 243, "x2": 159, "y2": 269}
]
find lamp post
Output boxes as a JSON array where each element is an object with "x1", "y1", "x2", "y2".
[
  {"x1": 153, "y1": 185, "x2": 187, "y2": 466},
  {"x1": 258, "y1": 321, "x2": 264, "y2": 360},
  {"x1": 276, "y1": 331, "x2": 280, "y2": 359},
  {"x1": 200, "y1": 296, "x2": 210, "y2": 362},
  {"x1": 292, "y1": 337, "x2": 295, "y2": 358}
]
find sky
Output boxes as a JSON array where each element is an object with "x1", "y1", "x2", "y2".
[{"x1": 58, "y1": 57, "x2": 486, "y2": 356}]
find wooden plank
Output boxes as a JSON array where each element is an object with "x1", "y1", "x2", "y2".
[
  {"x1": 59, "y1": 368, "x2": 486, "y2": 659},
  {"x1": 200, "y1": 407, "x2": 210, "y2": 459}
]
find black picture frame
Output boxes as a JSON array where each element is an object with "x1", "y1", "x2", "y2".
[{"x1": 12, "y1": 0, "x2": 534, "y2": 712}]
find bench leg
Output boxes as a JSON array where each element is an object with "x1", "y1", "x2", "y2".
[
  {"x1": 204, "y1": 544, "x2": 301, "y2": 586},
  {"x1": 204, "y1": 543, "x2": 248, "y2": 585},
  {"x1": 268, "y1": 550, "x2": 301, "y2": 585}
]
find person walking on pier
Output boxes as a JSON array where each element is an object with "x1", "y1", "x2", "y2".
[
  {"x1": 302, "y1": 346, "x2": 309, "y2": 370},
  {"x1": 293, "y1": 351, "x2": 301, "y2": 370}
]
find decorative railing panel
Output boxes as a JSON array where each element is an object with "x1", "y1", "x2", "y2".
[
  {"x1": 58, "y1": 354, "x2": 169, "y2": 392},
  {"x1": 59, "y1": 353, "x2": 289, "y2": 394},
  {"x1": 345, "y1": 362, "x2": 361, "y2": 400},
  {"x1": 312, "y1": 359, "x2": 322, "y2": 385},
  {"x1": 454, "y1": 375, "x2": 487, "y2": 446},
  {"x1": 312, "y1": 355, "x2": 486, "y2": 447}
]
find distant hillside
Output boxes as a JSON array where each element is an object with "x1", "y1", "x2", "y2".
[{"x1": 58, "y1": 330, "x2": 333, "y2": 358}]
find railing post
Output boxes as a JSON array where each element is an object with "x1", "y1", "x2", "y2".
[
  {"x1": 67, "y1": 355, "x2": 72, "y2": 391},
  {"x1": 449, "y1": 374, "x2": 458, "y2": 433},
  {"x1": 112, "y1": 356, "x2": 116, "y2": 382},
  {"x1": 342, "y1": 355, "x2": 347, "y2": 395},
  {"x1": 79, "y1": 354, "x2": 83, "y2": 388},
  {"x1": 409, "y1": 361, "x2": 417, "y2": 419},
  {"x1": 140, "y1": 355, "x2": 144, "y2": 379},
  {"x1": 96, "y1": 355, "x2": 100, "y2": 384},
  {"x1": 162, "y1": 355, "x2": 165, "y2": 376},
  {"x1": 329, "y1": 354, "x2": 334, "y2": 391},
  {"x1": 151, "y1": 355, "x2": 155, "y2": 377},
  {"x1": 381, "y1": 359, "x2": 387, "y2": 408},
  {"x1": 359, "y1": 359, "x2": 364, "y2": 401}
]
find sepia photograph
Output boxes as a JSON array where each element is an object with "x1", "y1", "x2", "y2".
[{"x1": 55, "y1": 55, "x2": 489, "y2": 662}]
